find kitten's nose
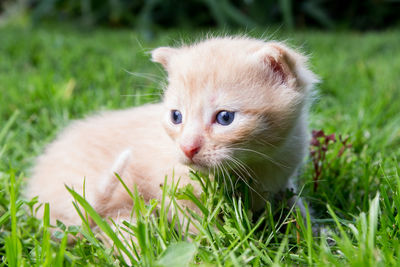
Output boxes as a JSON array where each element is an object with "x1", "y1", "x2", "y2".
[{"x1": 180, "y1": 144, "x2": 201, "y2": 160}]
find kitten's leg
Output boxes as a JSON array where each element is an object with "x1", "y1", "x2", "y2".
[
  {"x1": 95, "y1": 150, "x2": 200, "y2": 243},
  {"x1": 92, "y1": 150, "x2": 138, "y2": 263},
  {"x1": 94, "y1": 149, "x2": 132, "y2": 216},
  {"x1": 286, "y1": 179, "x2": 308, "y2": 217},
  {"x1": 286, "y1": 179, "x2": 320, "y2": 235},
  {"x1": 97, "y1": 149, "x2": 132, "y2": 196}
]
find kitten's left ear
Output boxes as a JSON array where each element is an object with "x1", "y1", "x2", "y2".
[
  {"x1": 255, "y1": 42, "x2": 319, "y2": 91},
  {"x1": 151, "y1": 47, "x2": 178, "y2": 70}
]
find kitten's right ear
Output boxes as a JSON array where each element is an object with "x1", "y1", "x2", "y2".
[
  {"x1": 151, "y1": 47, "x2": 178, "y2": 70},
  {"x1": 254, "y1": 42, "x2": 319, "y2": 92}
]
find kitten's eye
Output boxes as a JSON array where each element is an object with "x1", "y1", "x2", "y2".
[
  {"x1": 216, "y1": 111, "x2": 235, "y2": 126},
  {"x1": 171, "y1": 110, "x2": 182, "y2": 124}
]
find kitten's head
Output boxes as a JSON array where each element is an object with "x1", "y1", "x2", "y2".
[{"x1": 152, "y1": 37, "x2": 318, "y2": 170}]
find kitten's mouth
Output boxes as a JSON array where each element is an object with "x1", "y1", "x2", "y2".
[
  {"x1": 188, "y1": 163, "x2": 208, "y2": 173},
  {"x1": 181, "y1": 157, "x2": 213, "y2": 172},
  {"x1": 186, "y1": 160, "x2": 207, "y2": 170}
]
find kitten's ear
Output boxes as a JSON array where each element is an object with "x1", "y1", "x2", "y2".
[
  {"x1": 255, "y1": 42, "x2": 319, "y2": 91},
  {"x1": 151, "y1": 47, "x2": 178, "y2": 70}
]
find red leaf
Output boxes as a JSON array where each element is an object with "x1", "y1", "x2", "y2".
[
  {"x1": 310, "y1": 138, "x2": 320, "y2": 146},
  {"x1": 312, "y1": 130, "x2": 325, "y2": 138},
  {"x1": 326, "y1": 134, "x2": 336, "y2": 142}
]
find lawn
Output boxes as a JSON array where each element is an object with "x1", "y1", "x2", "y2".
[{"x1": 1, "y1": 22, "x2": 400, "y2": 266}]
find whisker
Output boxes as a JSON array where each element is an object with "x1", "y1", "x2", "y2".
[
  {"x1": 121, "y1": 93, "x2": 162, "y2": 97},
  {"x1": 230, "y1": 147, "x2": 289, "y2": 169},
  {"x1": 225, "y1": 156, "x2": 250, "y2": 180},
  {"x1": 123, "y1": 69, "x2": 164, "y2": 83},
  {"x1": 218, "y1": 163, "x2": 230, "y2": 195},
  {"x1": 212, "y1": 165, "x2": 216, "y2": 183},
  {"x1": 222, "y1": 163, "x2": 234, "y2": 193},
  {"x1": 228, "y1": 155, "x2": 257, "y2": 179},
  {"x1": 225, "y1": 160, "x2": 268, "y2": 203},
  {"x1": 219, "y1": 162, "x2": 232, "y2": 194},
  {"x1": 252, "y1": 138, "x2": 278, "y2": 149}
]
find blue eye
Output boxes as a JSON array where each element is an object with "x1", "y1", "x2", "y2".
[
  {"x1": 171, "y1": 110, "x2": 182, "y2": 124},
  {"x1": 216, "y1": 111, "x2": 235, "y2": 125}
]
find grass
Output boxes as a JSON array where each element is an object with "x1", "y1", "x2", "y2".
[{"x1": 0, "y1": 21, "x2": 400, "y2": 266}]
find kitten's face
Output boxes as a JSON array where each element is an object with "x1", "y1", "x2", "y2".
[{"x1": 152, "y1": 38, "x2": 317, "y2": 170}]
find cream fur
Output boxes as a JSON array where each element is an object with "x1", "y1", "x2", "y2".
[{"x1": 26, "y1": 37, "x2": 318, "y2": 233}]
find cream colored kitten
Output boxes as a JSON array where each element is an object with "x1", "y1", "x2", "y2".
[{"x1": 26, "y1": 37, "x2": 318, "y2": 234}]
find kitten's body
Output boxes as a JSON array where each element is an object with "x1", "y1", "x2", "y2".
[
  {"x1": 26, "y1": 37, "x2": 318, "y2": 230},
  {"x1": 27, "y1": 104, "x2": 195, "y2": 225}
]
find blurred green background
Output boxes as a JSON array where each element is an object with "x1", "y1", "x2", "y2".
[{"x1": 2, "y1": 0, "x2": 400, "y2": 35}]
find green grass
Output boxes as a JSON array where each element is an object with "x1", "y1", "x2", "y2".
[{"x1": 0, "y1": 21, "x2": 400, "y2": 266}]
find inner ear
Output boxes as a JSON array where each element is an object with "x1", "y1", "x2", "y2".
[
  {"x1": 265, "y1": 55, "x2": 288, "y2": 84},
  {"x1": 254, "y1": 42, "x2": 307, "y2": 88}
]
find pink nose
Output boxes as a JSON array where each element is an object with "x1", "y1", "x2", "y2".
[{"x1": 181, "y1": 144, "x2": 201, "y2": 159}]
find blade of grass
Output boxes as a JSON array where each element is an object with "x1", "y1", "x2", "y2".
[
  {"x1": 5, "y1": 171, "x2": 22, "y2": 267},
  {"x1": 0, "y1": 110, "x2": 19, "y2": 145},
  {"x1": 55, "y1": 233, "x2": 68, "y2": 267},
  {"x1": 0, "y1": 200, "x2": 24, "y2": 226},
  {"x1": 66, "y1": 185, "x2": 136, "y2": 264}
]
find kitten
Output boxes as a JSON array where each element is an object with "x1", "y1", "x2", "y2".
[{"x1": 26, "y1": 36, "x2": 318, "y2": 235}]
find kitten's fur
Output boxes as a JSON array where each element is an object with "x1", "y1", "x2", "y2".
[{"x1": 26, "y1": 37, "x2": 318, "y2": 233}]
